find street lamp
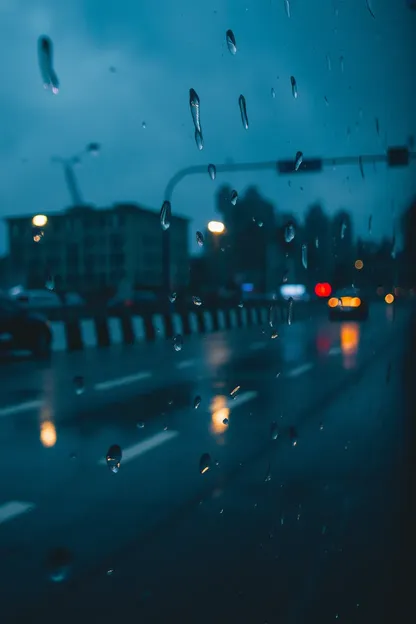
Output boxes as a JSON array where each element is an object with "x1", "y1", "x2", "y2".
[
  {"x1": 32, "y1": 214, "x2": 48, "y2": 227},
  {"x1": 51, "y1": 142, "x2": 101, "y2": 206},
  {"x1": 208, "y1": 221, "x2": 225, "y2": 234}
]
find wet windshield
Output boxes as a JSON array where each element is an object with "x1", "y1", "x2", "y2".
[{"x1": 0, "y1": 1, "x2": 415, "y2": 622}]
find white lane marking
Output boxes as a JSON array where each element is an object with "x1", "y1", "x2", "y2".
[
  {"x1": 0, "y1": 501, "x2": 35, "y2": 525},
  {"x1": 176, "y1": 359, "x2": 195, "y2": 370},
  {"x1": 250, "y1": 341, "x2": 266, "y2": 351},
  {"x1": 94, "y1": 371, "x2": 151, "y2": 392},
  {"x1": 329, "y1": 347, "x2": 342, "y2": 356},
  {"x1": 228, "y1": 390, "x2": 258, "y2": 408},
  {"x1": 0, "y1": 400, "x2": 42, "y2": 418},
  {"x1": 286, "y1": 363, "x2": 314, "y2": 378},
  {"x1": 98, "y1": 430, "x2": 178, "y2": 466}
]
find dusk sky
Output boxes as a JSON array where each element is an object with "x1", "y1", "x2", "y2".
[{"x1": 0, "y1": 0, "x2": 415, "y2": 254}]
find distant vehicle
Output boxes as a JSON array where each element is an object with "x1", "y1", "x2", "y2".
[
  {"x1": 8, "y1": 288, "x2": 84, "y2": 308},
  {"x1": 0, "y1": 297, "x2": 52, "y2": 358},
  {"x1": 327, "y1": 287, "x2": 369, "y2": 321}
]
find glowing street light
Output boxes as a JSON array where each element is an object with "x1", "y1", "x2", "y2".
[
  {"x1": 208, "y1": 221, "x2": 225, "y2": 234},
  {"x1": 354, "y1": 259, "x2": 364, "y2": 270},
  {"x1": 32, "y1": 214, "x2": 48, "y2": 227}
]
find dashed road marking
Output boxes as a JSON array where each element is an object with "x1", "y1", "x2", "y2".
[
  {"x1": 176, "y1": 359, "x2": 195, "y2": 370},
  {"x1": 228, "y1": 390, "x2": 258, "y2": 408},
  {"x1": 0, "y1": 400, "x2": 42, "y2": 418},
  {"x1": 94, "y1": 371, "x2": 151, "y2": 392},
  {"x1": 98, "y1": 430, "x2": 178, "y2": 466},
  {"x1": 0, "y1": 501, "x2": 36, "y2": 525}
]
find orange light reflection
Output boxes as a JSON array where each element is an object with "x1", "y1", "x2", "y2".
[
  {"x1": 340, "y1": 322, "x2": 360, "y2": 369},
  {"x1": 210, "y1": 395, "x2": 230, "y2": 436}
]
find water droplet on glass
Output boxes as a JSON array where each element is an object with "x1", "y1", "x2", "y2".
[
  {"x1": 326, "y1": 54, "x2": 332, "y2": 71},
  {"x1": 284, "y1": 0, "x2": 291, "y2": 18},
  {"x1": 301, "y1": 243, "x2": 308, "y2": 269},
  {"x1": 45, "y1": 275, "x2": 54, "y2": 290},
  {"x1": 194, "y1": 395, "x2": 201, "y2": 409},
  {"x1": 160, "y1": 200, "x2": 171, "y2": 231},
  {"x1": 189, "y1": 88, "x2": 201, "y2": 134},
  {"x1": 230, "y1": 385, "x2": 240, "y2": 397},
  {"x1": 284, "y1": 223, "x2": 295, "y2": 243},
  {"x1": 264, "y1": 463, "x2": 272, "y2": 482},
  {"x1": 257, "y1": 221, "x2": 263, "y2": 228},
  {"x1": 366, "y1": 0, "x2": 376, "y2": 19},
  {"x1": 294, "y1": 151, "x2": 303, "y2": 171},
  {"x1": 222, "y1": 417, "x2": 229, "y2": 425},
  {"x1": 238, "y1": 95, "x2": 249, "y2": 130},
  {"x1": 289, "y1": 426, "x2": 298, "y2": 446},
  {"x1": 192, "y1": 296, "x2": 202, "y2": 306},
  {"x1": 173, "y1": 334, "x2": 183, "y2": 352},
  {"x1": 46, "y1": 547, "x2": 72, "y2": 583},
  {"x1": 238, "y1": 301, "x2": 244, "y2": 308},
  {"x1": 106, "y1": 444, "x2": 122, "y2": 473},
  {"x1": 358, "y1": 156, "x2": 365, "y2": 179},
  {"x1": 169, "y1": 291, "x2": 177, "y2": 303},
  {"x1": 287, "y1": 297, "x2": 294, "y2": 325},
  {"x1": 271, "y1": 87, "x2": 276, "y2": 99},
  {"x1": 368, "y1": 215, "x2": 372, "y2": 234},
  {"x1": 319, "y1": 422, "x2": 324, "y2": 431},
  {"x1": 38, "y1": 36, "x2": 60, "y2": 94},
  {"x1": 226, "y1": 29, "x2": 237, "y2": 55},
  {"x1": 107, "y1": 569, "x2": 114, "y2": 576},
  {"x1": 290, "y1": 76, "x2": 298, "y2": 98},
  {"x1": 341, "y1": 221, "x2": 347, "y2": 239},
  {"x1": 270, "y1": 422, "x2": 279, "y2": 440},
  {"x1": 315, "y1": 237, "x2": 319, "y2": 248},
  {"x1": 199, "y1": 452, "x2": 211, "y2": 474},
  {"x1": 142, "y1": 121, "x2": 146, "y2": 129},
  {"x1": 208, "y1": 163, "x2": 216, "y2": 180},
  {"x1": 324, "y1": 96, "x2": 329, "y2": 106},
  {"x1": 231, "y1": 190, "x2": 238, "y2": 206},
  {"x1": 340, "y1": 55, "x2": 345, "y2": 73},
  {"x1": 137, "y1": 421, "x2": 145, "y2": 429},
  {"x1": 196, "y1": 231, "x2": 204, "y2": 246},
  {"x1": 73, "y1": 376, "x2": 85, "y2": 396},
  {"x1": 195, "y1": 129, "x2": 204, "y2": 150},
  {"x1": 87, "y1": 142, "x2": 100, "y2": 156}
]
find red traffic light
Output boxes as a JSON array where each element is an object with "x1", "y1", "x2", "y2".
[{"x1": 315, "y1": 282, "x2": 332, "y2": 297}]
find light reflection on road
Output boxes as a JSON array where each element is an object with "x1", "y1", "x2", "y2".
[{"x1": 340, "y1": 322, "x2": 360, "y2": 369}]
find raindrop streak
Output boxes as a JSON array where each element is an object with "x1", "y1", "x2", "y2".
[
  {"x1": 239, "y1": 95, "x2": 249, "y2": 130},
  {"x1": 340, "y1": 56, "x2": 345, "y2": 73},
  {"x1": 160, "y1": 200, "x2": 171, "y2": 231},
  {"x1": 287, "y1": 297, "x2": 294, "y2": 325},
  {"x1": 195, "y1": 130, "x2": 204, "y2": 151},
  {"x1": 208, "y1": 164, "x2": 216, "y2": 180},
  {"x1": 192, "y1": 296, "x2": 202, "y2": 306},
  {"x1": 301, "y1": 244, "x2": 308, "y2": 269},
  {"x1": 226, "y1": 29, "x2": 237, "y2": 55},
  {"x1": 290, "y1": 76, "x2": 298, "y2": 98},
  {"x1": 169, "y1": 292, "x2": 177, "y2": 303},
  {"x1": 365, "y1": 0, "x2": 376, "y2": 18},
  {"x1": 315, "y1": 237, "x2": 319, "y2": 248},
  {"x1": 294, "y1": 151, "x2": 303, "y2": 171},
  {"x1": 284, "y1": 0, "x2": 291, "y2": 18},
  {"x1": 38, "y1": 36, "x2": 59, "y2": 94},
  {"x1": 73, "y1": 376, "x2": 85, "y2": 396},
  {"x1": 194, "y1": 396, "x2": 201, "y2": 409},
  {"x1": 271, "y1": 87, "x2": 276, "y2": 99},
  {"x1": 87, "y1": 142, "x2": 100, "y2": 156},
  {"x1": 199, "y1": 453, "x2": 211, "y2": 474},
  {"x1": 196, "y1": 231, "x2": 204, "y2": 246},
  {"x1": 289, "y1": 426, "x2": 298, "y2": 446},
  {"x1": 326, "y1": 54, "x2": 332, "y2": 71},
  {"x1": 231, "y1": 190, "x2": 238, "y2": 206},
  {"x1": 173, "y1": 334, "x2": 183, "y2": 352},
  {"x1": 368, "y1": 215, "x2": 372, "y2": 234},
  {"x1": 106, "y1": 444, "x2": 122, "y2": 474},
  {"x1": 45, "y1": 275, "x2": 54, "y2": 290},
  {"x1": 189, "y1": 88, "x2": 201, "y2": 133},
  {"x1": 375, "y1": 117, "x2": 380, "y2": 136},
  {"x1": 270, "y1": 422, "x2": 279, "y2": 440},
  {"x1": 359, "y1": 157, "x2": 365, "y2": 179},
  {"x1": 284, "y1": 223, "x2": 295, "y2": 243},
  {"x1": 341, "y1": 221, "x2": 347, "y2": 239},
  {"x1": 324, "y1": 96, "x2": 329, "y2": 106}
]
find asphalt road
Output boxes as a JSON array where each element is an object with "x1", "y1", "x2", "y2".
[{"x1": 0, "y1": 302, "x2": 414, "y2": 623}]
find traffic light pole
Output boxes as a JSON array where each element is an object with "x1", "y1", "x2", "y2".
[{"x1": 162, "y1": 147, "x2": 416, "y2": 296}]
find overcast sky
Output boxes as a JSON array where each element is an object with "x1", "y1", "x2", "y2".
[{"x1": 0, "y1": 0, "x2": 415, "y2": 254}]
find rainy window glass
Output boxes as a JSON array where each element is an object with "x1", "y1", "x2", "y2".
[{"x1": 0, "y1": 1, "x2": 415, "y2": 622}]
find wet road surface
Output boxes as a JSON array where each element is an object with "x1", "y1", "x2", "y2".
[{"x1": 0, "y1": 303, "x2": 414, "y2": 623}]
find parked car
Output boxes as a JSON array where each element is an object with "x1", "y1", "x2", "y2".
[
  {"x1": 8, "y1": 288, "x2": 84, "y2": 308},
  {"x1": 0, "y1": 296, "x2": 52, "y2": 358}
]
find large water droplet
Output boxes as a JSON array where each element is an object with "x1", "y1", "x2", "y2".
[
  {"x1": 290, "y1": 76, "x2": 298, "y2": 98},
  {"x1": 160, "y1": 200, "x2": 171, "y2": 231},
  {"x1": 173, "y1": 334, "x2": 183, "y2": 352},
  {"x1": 270, "y1": 422, "x2": 279, "y2": 440},
  {"x1": 195, "y1": 129, "x2": 204, "y2": 151},
  {"x1": 226, "y1": 29, "x2": 237, "y2": 55},
  {"x1": 38, "y1": 36, "x2": 60, "y2": 94},
  {"x1": 73, "y1": 375, "x2": 85, "y2": 396},
  {"x1": 192, "y1": 296, "x2": 202, "y2": 306},
  {"x1": 106, "y1": 444, "x2": 122, "y2": 473},
  {"x1": 87, "y1": 142, "x2": 100, "y2": 156},
  {"x1": 287, "y1": 297, "x2": 294, "y2": 325},
  {"x1": 284, "y1": 0, "x2": 291, "y2": 18},
  {"x1": 239, "y1": 95, "x2": 249, "y2": 130},
  {"x1": 169, "y1": 292, "x2": 177, "y2": 303},
  {"x1": 231, "y1": 190, "x2": 238, "y2": 206},
  {"x1": 199, "y1": 452, "x2": 211, "y2": 474},
  {"x1": 341, "y1": 221, "x2": 347, "y2": 239},
  {"x1": 194, "y1": 395, "x2": 201, "y2": 409},
  {"x1": 208, "y1": 163, "x2": 216, "y2": 180},
  {"x1": 189, "y1": 88, "x2": 201, "y2": 133},
  {"x1": 284, "y1": 223, "x2": 295, "y2": 243},
  {"x1": 301, "y1": 243, "x2": 308, "y2": 269},
  {"x1": 294, "y1": 151, "x2": 303, "y2": 171},
  {"x1": 196, "y1": 231, "x2": 204, "y2": 246}
]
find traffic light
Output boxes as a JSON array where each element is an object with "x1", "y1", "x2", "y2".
[{"x1": 315, "y1": 283, "x2": 332, "y2": 297}]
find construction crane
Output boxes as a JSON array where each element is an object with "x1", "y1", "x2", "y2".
[{"x1": 51, "y1": 142, "x2": 100, "y2": 206}]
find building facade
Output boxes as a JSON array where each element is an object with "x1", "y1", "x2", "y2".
[{"x1": 5, "y1": 203, "x2": 189, "y2": 295}]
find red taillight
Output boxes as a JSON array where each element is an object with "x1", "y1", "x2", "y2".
[{"x1": 315, "y1": 282, "x2": 332, "y2": 297}]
